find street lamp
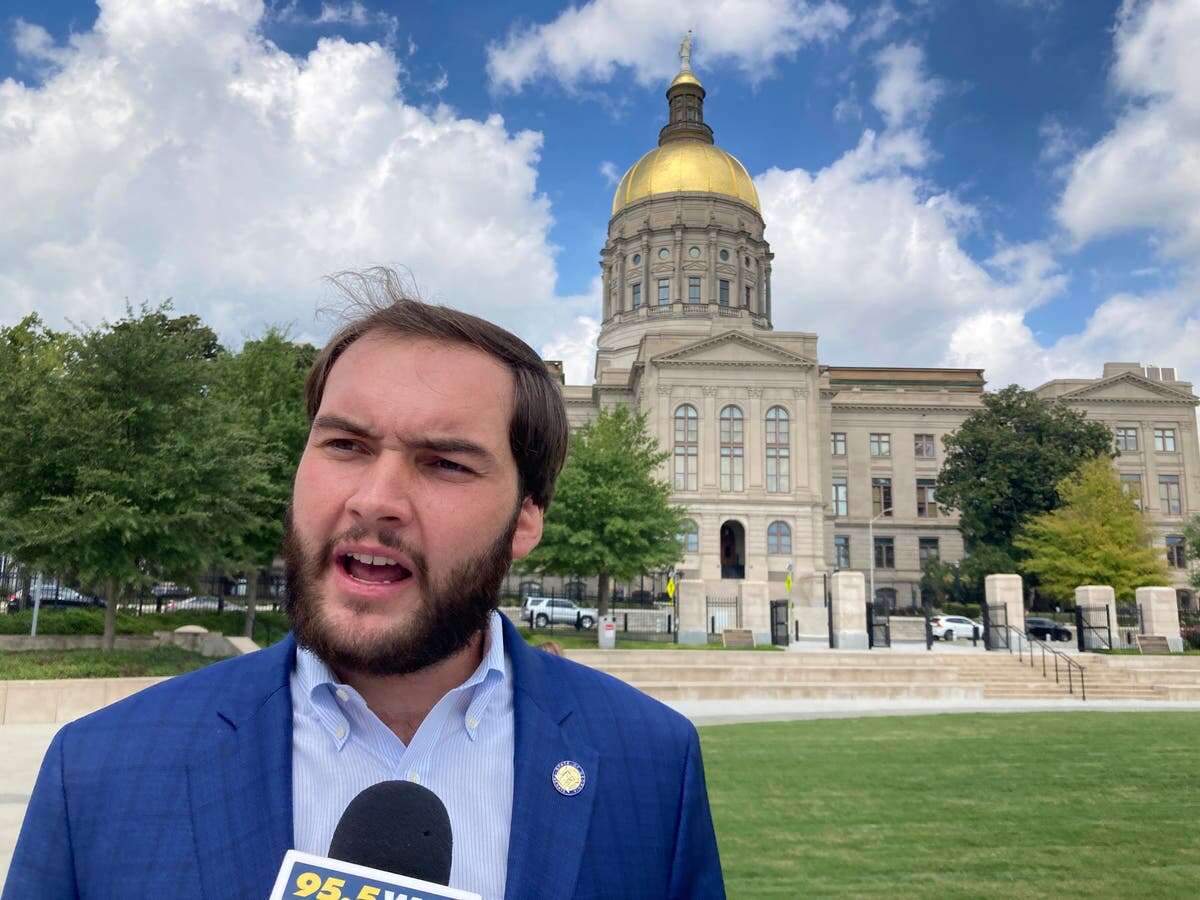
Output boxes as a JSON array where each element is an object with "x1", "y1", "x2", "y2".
[{"x1": 868, "y1": 506, "x2": 893, "y2": 608}]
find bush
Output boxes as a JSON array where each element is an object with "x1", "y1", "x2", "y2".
[
  {"x1": 941, "y1": 602, "x2": 982, "y2": 618},
  {"x1": 1183, "y1": 625, "x2": 1200, "y2": 651},
  {"x1": 0, "y1": 607, "x2": 290, "y2": 640}
]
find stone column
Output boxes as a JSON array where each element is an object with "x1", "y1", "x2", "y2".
[
  {"x1": 701, "y1": 386, "x2": 718, "y2": 488},
  {"x1": 1075, "y1": 585, "x2": 1118, "y2": 650},
  {"x1": 1137, "y1": 586, "x2": 1183, "y2": 652},
  {"x1": 830, "y1": 570, "x2": 868, "y2": 650},
  {"x1": 676, "y1": 578, "x2": 707, "y2": 646},
  {"x1": 707, "y1": 228, "x2": 718, "y2": 302},
  {"x1": 985, "y1": 574, "x2": 1027, "y2": 650},
  {"x1": 740, "y1": 581, "x2": 770, "y2": 646},
  {"x1": 747, "y1": 387, "x2": 763, "y2": 490}
]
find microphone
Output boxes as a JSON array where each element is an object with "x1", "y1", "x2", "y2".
[
  {"x1": 268, "y1": 781, "x2": 480, "y2": 900},
  {"x1": 331, "y1": 781, "x2": 453, "y2": 885}
]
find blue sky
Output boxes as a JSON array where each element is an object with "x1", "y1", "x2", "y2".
[{"x1": 2, "y1": 0, "x2": 1198, "y2": 388}]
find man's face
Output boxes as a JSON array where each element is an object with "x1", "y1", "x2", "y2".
[{"x1": 284, "y1": 333, "x2": 543, "y2": 675}]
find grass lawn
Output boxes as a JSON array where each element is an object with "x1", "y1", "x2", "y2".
[
  {"x1": 0, "y1": 645, "x2": 225, "y2": 680},
  {"x1": 701, "y1": 712, "x2": 1200, "y2": 899}
]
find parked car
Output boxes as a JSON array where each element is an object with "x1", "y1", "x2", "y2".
[
  {"x1": 4, "y1": 593, "x2": 18, "y2": 614},
  {"x1": 930, "y1": 615, "x2": 981, "y2": 641},
  {"x1": 163, "y1": 595, "x2": 246, "y2": 613},
  {"x1": 1025, "y1": 617, "x2": 1072, "y2": 642},
  {"x1": 15, "y1": 585, "x2": 105, "y2": 608},
  {"x1": 523, "y1": 596, "x2": 598, "y2": 630}
]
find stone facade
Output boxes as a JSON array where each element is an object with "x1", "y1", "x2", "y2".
[{"x1": 523, "y1": 62, "x2": 1200, "y2": 635}]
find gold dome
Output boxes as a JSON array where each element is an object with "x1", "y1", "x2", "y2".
[
  {"x1": 611, "y1": 139, "x2": 760, "y2": 216},
  {"x1": 668, "y1": 70, "x2": 702, "y2": 89}
]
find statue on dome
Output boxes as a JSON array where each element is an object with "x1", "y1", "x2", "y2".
[{"x1": 679, "y1": 31, "x2": 693, "y2": 72}]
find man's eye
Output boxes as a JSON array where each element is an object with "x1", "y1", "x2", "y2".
[
  {"x1": 325, "y1": 439, "x2": 362, "y2": 453},
  {"x1": 433, "y1": 458, "x2": 471, "y2": 474}
]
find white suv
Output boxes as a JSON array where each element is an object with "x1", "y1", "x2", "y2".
[
  {"x1": 931, "y1": 615, "x2": 981, "y2": 641},
  {"x1": 522, "y1": 597, "x2": 598, "y2": 630}
]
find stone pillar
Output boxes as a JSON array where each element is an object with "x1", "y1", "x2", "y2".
[
  {"x1": 740, "y1": 581, "x2": 770, "y2": 646},
  {"x1": 676, "y1": 577, "x2": 707, "y2": 645},
  {"x1": 1075, "y1": 585, "x2": 1118, "y2": 650},
  {"x1": 830, "y1": 571, "x2": 868, "y2": 650},
  {"x1": 985, "y1": 574, "x2": 1027, "y2": 650},
  {"x1": 1137, "y1": 586, "x2": 1183, "y2": 652}
]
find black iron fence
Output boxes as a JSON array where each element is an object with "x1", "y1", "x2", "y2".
[
  {"x1": 1180, "y1": 604, "x2": 1200, "y2": 651},
  {"x1": 770, "y1": 599, "x2": 789, "y2": 647},
  {"x1": 705, "y1": 596, "x2": 741, "y2": 637},
  {"x1": 519, "y1": 594, "x2": 678, "y2": 642},
  {"x1": 1075, "y1": 605, "x2": 1113, "y2": 651},
  {"x1": 1115, "y1": 603, "x2": 1144, "y2": 648},
  {"x1": 982, "y1": 603, "x2": 1009, "y2": 650},
  {"x1": 866, "y1": 599, "x2": 890, "y2": 648}
]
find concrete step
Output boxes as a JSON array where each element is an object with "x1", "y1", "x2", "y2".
[
  {"x1": 622, "y1": 681, "x2": 985, "y2": 702},
  {"x1": 594, "y1": 665, "x2": 1068, "y2": 686}
]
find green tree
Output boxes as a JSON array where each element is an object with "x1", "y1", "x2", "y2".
[
  {"x1": 0, "y1": 305, "x2": 270, "y2": 649},
  {"x1": 936, "y1": 385, "x2": 1113, "y2": 562},
  {"x1": 519, "y1": 405, "x2": 686, "y2": 620},
  {"x1": 1014, "y1": 457, "x2": 1168, "y2": 603},
  {"x1": 1182, "y1": 515, "x2": 1200, "y2": 594},
  {"x1": 209, "y1": 329, "x2": 316, "y2": 637}
]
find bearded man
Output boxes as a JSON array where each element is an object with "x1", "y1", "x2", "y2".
[{"x1": 4, "y1": 270, "x2": 725, "y2": 900}]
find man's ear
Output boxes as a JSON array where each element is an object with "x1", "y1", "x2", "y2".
[{"x1": 510, "y1": 496, "x2": 544, "y2": 561}]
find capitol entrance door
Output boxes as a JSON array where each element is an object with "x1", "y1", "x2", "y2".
[{"x1": 720, "y1": 521, "x2": 745, "y2": 579}]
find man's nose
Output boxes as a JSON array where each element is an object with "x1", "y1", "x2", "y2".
[{"x1": 345, "y1": 452, "x2": 416, "y2": 526}]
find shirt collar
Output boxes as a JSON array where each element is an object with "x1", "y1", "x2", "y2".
[{"x1": 294, "y1": 611, "x2": 510, "y2": 746}]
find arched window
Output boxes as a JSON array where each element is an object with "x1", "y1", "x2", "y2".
[
  {"x1": 673, "y1": 404, "x2": 698, "y2": 491},
  {"x1": 767, "y1": 521, "x2": 792, "y2": 555},
  {"x1": 765, "y1": 406, "x2": 790, "y2": 493},
  {"x1": 719, "y1": 405, "x2": 744, "y2": 491},
  {"x1": 677, "y1": 519, "x2": 699, "y2": 553}
]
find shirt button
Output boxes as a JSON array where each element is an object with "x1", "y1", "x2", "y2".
[
  {"x1": 407, "y1": 770, "x2": 421, "y2": 785},
  {"x1": 466, "y1": 717, "x2": 479, "y2": 729},
  {"x1": 335, "y1": 725, "x2": 346, "y2": 740},
  {"x1": 336, "y1": 688, "x2": 349, "y2": 702}
]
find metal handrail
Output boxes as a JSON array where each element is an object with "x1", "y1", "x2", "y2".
[{"x1": 1000, "y1": 624, "x2": 1087, "y2": 701}]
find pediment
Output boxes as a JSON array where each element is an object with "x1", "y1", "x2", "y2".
[
  {"x1": 651, "y1": 331, "x2": 815, "y2": 369},
  {"x1": 1059, "y1": 372, "x2": 1197, "y2": 405}
]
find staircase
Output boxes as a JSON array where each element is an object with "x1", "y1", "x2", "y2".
[
  {"x1": 564, "y1": 649, "x2": 1082, "y2": 703},
  {"x1": 563, "y1": 648, "x2": 1198, "y2": 703}
]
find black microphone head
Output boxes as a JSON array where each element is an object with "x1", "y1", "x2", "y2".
[{"x1": 328, "y1": 780, "x2": 453, "y2": 885}]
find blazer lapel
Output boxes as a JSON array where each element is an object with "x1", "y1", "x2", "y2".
[
  {"x1": 188, "y1": 636, "x2": 296, "y2": 899},
  {"x1": 503, "y1": 620, "x2": 599, "y2": 900}
]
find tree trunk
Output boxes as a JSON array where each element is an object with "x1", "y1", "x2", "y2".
[
  {"x1": 103, "y1": 578, "x2": 119, "y2": 652},
  {"x1": 597, "y1": 572, "x2": 611, "y2": 619},
  {"x1": 243, "y1": 568, "x2": 261, "y2": 639}
]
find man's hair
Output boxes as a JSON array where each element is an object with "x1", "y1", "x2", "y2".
[{"x1": 306, "y1": 267, "x2": 570, "y2": 510}]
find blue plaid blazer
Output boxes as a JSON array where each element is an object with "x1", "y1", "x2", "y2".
[{"x1": 3, "y1": 616, "x2": 725, "y2": 899}]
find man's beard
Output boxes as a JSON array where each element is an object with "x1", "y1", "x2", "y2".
[{"x1": 281, "y1": 506, "x2": 517, "y2": 676}]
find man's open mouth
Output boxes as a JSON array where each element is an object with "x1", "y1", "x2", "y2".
[{"x1": 337, "y1": 552, "x2": 414, "y2": 585}]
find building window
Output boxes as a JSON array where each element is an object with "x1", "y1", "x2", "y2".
[
  {"x1": 914, "y1": 433, "x2": 935, "y2": 458},
  {"x1": 767, "y1": 521, "x2": 792, "y2": 555},
  {"x1": 872, "y1": 477, "x2": 893, "y2": 517},
  {"x1": 745, "y1": 286, "x2": 752, "y2": 307},
  {"x1": 719, "y1": 279, "x2": 730, "y2": 305},
  {"x1": 916, "y1": 479, "x2": 937, "y2": 518},
  {"x1": 874, "y1": 537, "x2": 895, "y2": 569},
  {"x1": 765, "y1": 406, "x2": 790, "y2": 493},
  {"x1": 688, "y1": 276, "x2": 701, "y2": 303},
  {"x1": 719, "y1": 248, "x2": 730, "y2": 261},
  {"x1": 678, "y1": 519, "x2": 699, "y2": 553},
  {"x1": 832, "y1": 477, "x2": 848, "y2": 516},
  {"x1": 631, "y1": 283, "x2": 641, "y2": 308},
  {"x1": 688, "y1": 246, "x2": 701, "y2": 258},
  {"x1": 834, "y1": 535, "x2": 850, "y2": 570},
  {"x1": 1159, "y1": 475, "x2": 1182, "y2": 515},
  {"x1": 830, "y1": 432, "x2": 847, "y2": 456},
  {"x1": 1155, "y1": 428, "x2": 1178, "y2": 452},
  {"x1": 869, "y1": 433, "x2": 891, "y2": 457},
  {"x1": 632, "y1": 253, "x2": 641, "y2": 265},
  {"x1": 1115, "y1": 427, "x2": 1139, "y2": 452},
  {"x1": 719, "y1": 405, "x2": 745, "y2": 491},
  {"x1": 657, "y1": 279, "x2": 670, "y2": 305},
  {"x1": 1120, "y1": 473, "x2": 1143, "y2": 509},
  {"x1": 1166, "y1": 535, "x2": 1186, "y2": 568},
  {"x1": 673, "y1": 404, "x2": 699, "y2": 491},
  {"x1": 658, "y1": 248, "x2": 670, "y2": 260},
  {"x1": 919, "y1": 537, "x2": 940, "y2": 567}
]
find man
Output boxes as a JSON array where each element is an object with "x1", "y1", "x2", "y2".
[{"x1": 3, "y1": 270, "x2": 725, "y2": 899}]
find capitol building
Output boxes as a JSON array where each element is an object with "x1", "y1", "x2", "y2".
[{"x1": 536, "y1": 54, "x2": 1199, "y2": 643}]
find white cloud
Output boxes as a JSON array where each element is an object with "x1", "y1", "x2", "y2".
[
  {"x1": 871, "y1": 43, "x2": 942, "y2": 130},
  {"x1": 486, "y1": 0, "x2": 851, "y2": 92},
  {"x1": 598, "y1": 160, "x2": 620, "y2": 186},
  {"x1": 0, "y1": 0, "x2": 594, "y2": 357},
  {"x1": 849, "y1": 1, "x2": 901, "y2": 51},
  {"x1": 1057, "y1": 0, "x2": 1200, "y2": 259},
  {"x1": 540, "y1": 276, "x2": 602, "y2": 385}
]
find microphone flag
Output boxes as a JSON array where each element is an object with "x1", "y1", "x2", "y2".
[{"x1": 268, "y1": 848, "x2": 482, "y2": 900}]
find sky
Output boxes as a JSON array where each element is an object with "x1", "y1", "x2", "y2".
[{"x1": 1, "y1": 0, "x2": 1198, "y2": 391}]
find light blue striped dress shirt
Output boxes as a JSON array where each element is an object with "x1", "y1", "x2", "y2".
[{"x1": 290, "y1": 612, "x2": 514, "y2": 900}]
